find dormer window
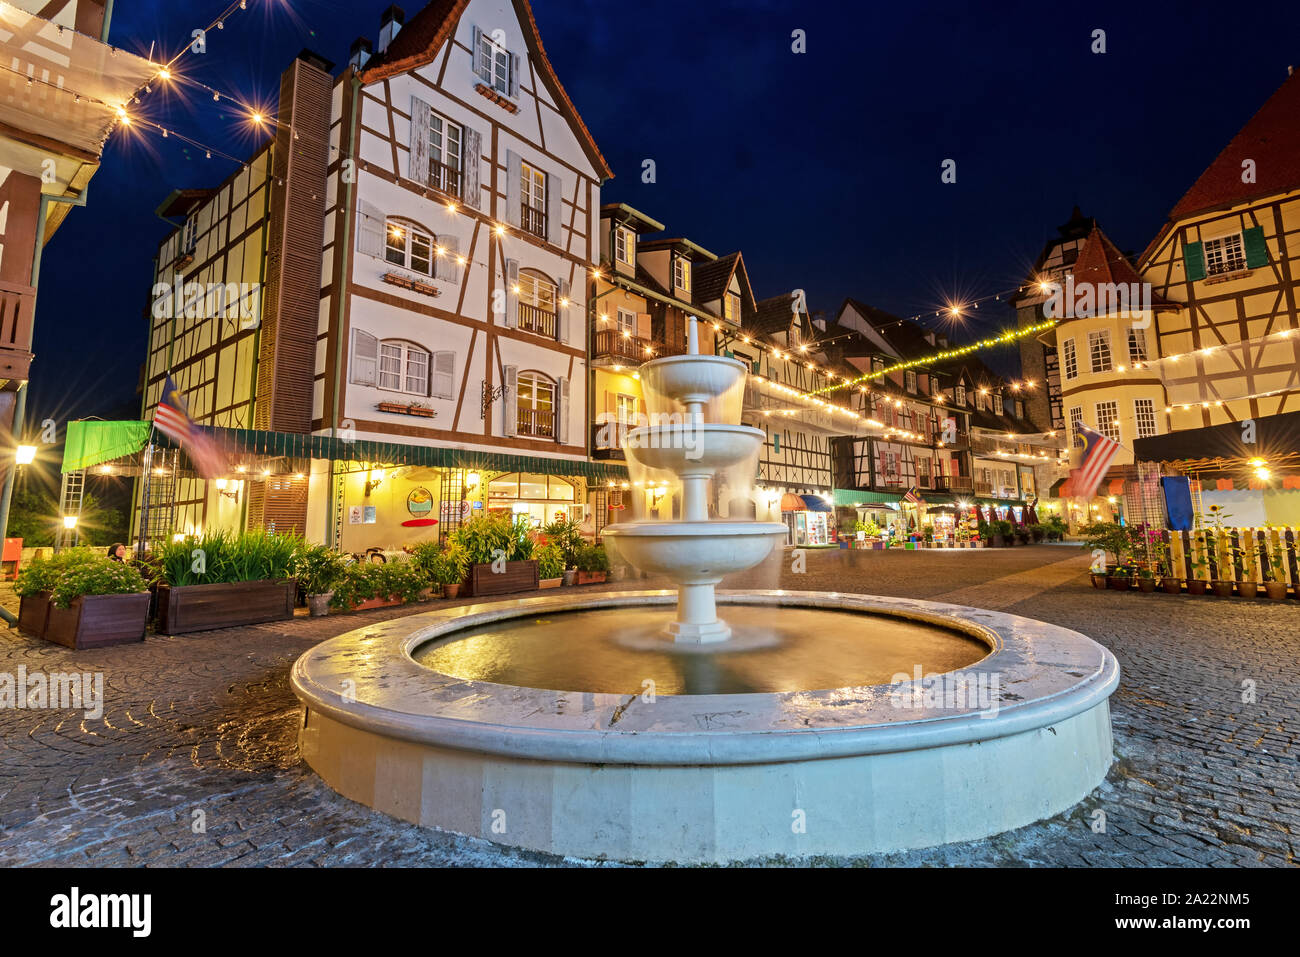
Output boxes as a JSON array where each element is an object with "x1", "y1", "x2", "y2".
[
  {"x1": 724, "y1": 292, "x2": 741, "y2": 323},
  {"x1": 904, "y1": 370, "x2": 917, "y2": 393},
  {"x1": 993, "y1": 394, "x2": 1003, "y2": 416},
  {"x1": 615, "y1": 226, "x2": 635, "y2": 266},
  {"x1": 673, "y1": 255, "x2": 691, "y2": 294},
  {"x1": 955, "y1": 384, "x2": 966, "y2": 406}
]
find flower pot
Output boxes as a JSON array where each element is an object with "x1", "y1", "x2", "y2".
[
  {"x1": 1161, "y1": 577, "x2": 1183, "y2": 594},
  {"x1": 307, "y1": 592, "x2": 334, "y2": 617},
  {"x1": 575, "y1": 570, "x2": 607, "y2": 585},
  {"x1": 1106, "y1": 575, "x2": 1132, "y2": 591},
  {"x1": 562, "y1": 569, "x2": 577, "y2": 586},
  {"x1": 443, "y1": 583, "x2": 462, "y2": 599},
  {"x1": 1264, "y1": 581, "x2": 1288, "y2": 601},
  {"x1": 990, "y1": 535, "x2": 1005, "y2": 548},
  {"x1": 1211, "y1": 581, "x2": 1235, "y2": 598},
  {"x1": 1089, "y1": 573, "x2": 1107, "y2": 590},
  {"x1": 1137, "y1": 577, "x2": 1157, "y2": 593},
  {"x1": 1236, "y1": 581, "x2": 1261, "y2": 599},
  {"x1": 539, "y1": 577, "x2": 562, "y2": 589},
  {"x1": 1186, "y1": 579, "x2": 1208, "y2": 595}
]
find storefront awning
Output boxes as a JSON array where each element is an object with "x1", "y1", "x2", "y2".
[
  {"x1": 799, "y1": 494, "x2": 833, "y2": 512},
  {"x1": 832, "y1": 489, "x2": 900, "y2": 507},
  {"x1": 64, "y1": 422, "x2": 631, "y2": 483}
]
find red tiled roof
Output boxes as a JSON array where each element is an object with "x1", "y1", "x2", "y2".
[
  {"x1": 361, "y1": 0, "x2": 611, "y2": 180},
  {"x1": 1168, "y1": 70, "x2": 1300, "y2": 220},
  {"x1": 1073, "y1": 227, "x2": 1176, "y2": 309}
]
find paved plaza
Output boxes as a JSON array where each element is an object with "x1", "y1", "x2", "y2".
[{"x1": 0, "y1": 544, "x2": 1296, "y2": 867}]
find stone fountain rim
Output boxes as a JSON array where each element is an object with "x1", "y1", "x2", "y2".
[{"x1": 291, "y1": 590, "x2": 1119, "y2": 767}]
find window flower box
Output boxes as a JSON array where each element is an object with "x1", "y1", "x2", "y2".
[
  {"x1": 382, "y1": 272, "x2": 441, "y2": 297},
  {"x1": 377, "y1": 401, "x2": 438, "y2": 419},
  {"x1": 474, "y1": 83, "x2": 520, "y2": 114}
]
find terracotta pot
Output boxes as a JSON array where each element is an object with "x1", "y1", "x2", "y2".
[
  {"x1": 1162, "y1": 577, "x2": 1183, "y2": 594},
  {"x1": 1106, "y1": 575, "x2": 1132, "y2": 591},
  {"x1": 1137, "y1": 578, "x2": 1157, "y2": 593},
  {"x1": 1236, "y1": 581, "x2": 1261, "y2": 599},
  {"x1": 1211, "y1": 581, "x2": 1235, "y2": 598},
  {"x1": 539, "y1": 578, "x2": 562, "y2": 589},
  {"x1": 1264, "y1": 581, "x2": 1288, "y2": 600},
  {"x1": 1089, "y1": 573, "x2": 1108, "y2": 590},
  {"x1": 1186, "y1": 579, "x2": 1208, "y2": 595},
  {"x1": 443, "y1": 583, "x2": 462, "y2": 599}
]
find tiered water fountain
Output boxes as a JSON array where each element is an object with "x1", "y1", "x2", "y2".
[{"x1": 293, "y1": 322, "x2": 1119, "y2": 863}]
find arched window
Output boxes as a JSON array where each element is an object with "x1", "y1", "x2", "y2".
[
  {"x1": 515, "y1": 370, "x2": 556, "y2": 438},
  {"x1": 385, "y1": 220, "x2": 434, "y2": 276},
  {"x1": 517, "y1": 269, "x2": 558, "y2": 337}
]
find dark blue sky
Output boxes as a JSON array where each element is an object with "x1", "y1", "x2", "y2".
[{"x1": 30, "y1": 0, "x2": 1300, "y2": 424}]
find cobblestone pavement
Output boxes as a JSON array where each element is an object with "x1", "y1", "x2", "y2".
[{"x1": 1, "y1": 544, "x2": 1296, "y2": 867}]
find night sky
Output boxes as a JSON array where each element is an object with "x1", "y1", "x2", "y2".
[{"x1": 29, "y1": 0, "x2": 1300, "y2": 426}]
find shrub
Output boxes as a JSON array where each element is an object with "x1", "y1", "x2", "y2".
[
  {"x1": 293, "y1": 544, "x2": 348, "y2": 596},
  {"x1": 542, "y1": 515, "x2": 584, "y2": 568},
  {"x1": 328, "y1": 559, "x2": 426, "y2": 609},
  {"x1": 17, "y1": 548, "x2": 147, "y2": 608},
  {"x1": 575, "y1": 543, "x2": 610, "y2": 573},
  {"x1": 451, "y1": 513, "x2": 536, "y2": 566},
  {"x1": 157, "y1": 529, "x2": 301, "y2": 586},
  {"x1": 537, "y1": 543, "x2": 565, "y2": 580},
  {"x1": 1078, "y1": 522, "x2": 1128, "y2": 569}
]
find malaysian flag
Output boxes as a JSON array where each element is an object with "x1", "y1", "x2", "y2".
[
  {"x1": 1060, "y1": 425, "x2": 1120, "y2": 502},
  {"x1": 901, "y1": 485, "x2": 922, "y2": 505},
  {"x1": 153, "y1": 375, "x2": 227, "y2": 479}
]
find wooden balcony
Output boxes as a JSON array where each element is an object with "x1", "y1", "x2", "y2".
[
  {"x1": 974, "y1": 481, "x2": 995, "y2": 496},
  {"x1": 521, "y1": 203, "x2": 546, "y2": 240},
  {"x1": 592, "y1": 328, "x2": 684, "y2": 365},
  {"x1": 518, "y1": 302, "x2": 557, "y2": 339},
  {"x1": 935, "y1": 475, "x2": 974, "y2": 493},
  {"x1": 0, "y1": 280, "x2": 36, "y2": 387},
  {"x1": 517, "y1": 407, "x2": 556, "y2": 439},
  {"x1": 591, "y1": 422, "x2": 626, "y2": 460},
  {"x1": 429, "y1": 158, "x2": 462, "y2": 199}
]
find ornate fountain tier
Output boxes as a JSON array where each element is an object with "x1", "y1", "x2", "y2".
[{"x1": 601, "y1": 341, "x2": 786, "y2": 644}]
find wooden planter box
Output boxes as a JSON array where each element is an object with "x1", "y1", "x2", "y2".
[
  {"x1": 156, "y1": 579, "x2": 297, "y2": 634},
  {"x1": 17, "y1": 591, "x2": 51, "y2": 637},
  {"x1": 575, "y1": 570, "x2": 607, "y2": 585},
  {"x1": 44, "y1": 592, "x2": 150, "y2": 649},
  {"x1": 466, "y1": 559, "x2": 539, "y2": 597},
  {"x1": 340, "y1": 595, "x2": 406, "y2": 612}
]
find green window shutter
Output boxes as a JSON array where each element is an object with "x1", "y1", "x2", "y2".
[
  {"x1": 1183, "y1": 242, "x2": 1206, "y2": 281},
  {"x1": 1243, "y1": 227, "x2": 1269, "y2": 268},
  {"x1": 752, "y1": 360, "x2": 760, "y2": 375}
]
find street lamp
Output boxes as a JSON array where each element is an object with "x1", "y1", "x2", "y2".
[
  {"x1": 62, "y1": 515, "x2": 78, "y2": 530},
  {"x1": 15, "y1": 445, "x2": 36, "y2": 465}
]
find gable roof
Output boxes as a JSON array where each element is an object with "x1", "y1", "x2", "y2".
[
  {"x1": 692, "y1": 252, "x2": 741, "y2": 305},
  {"x1": 360, "y1": 0, "x2": 612, "y2": 180},
  {"x1": 841, "y1": 298, "x2": 947, "y2": 361},
  {"x1": 1072, "y1": 227, "x2": 1177, "y2": 310},
  {"x1": 1168, "y1": 69, "x2": 1300, "y2": 221}
]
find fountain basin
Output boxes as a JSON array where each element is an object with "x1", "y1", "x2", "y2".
[
  {"x1": 638, "y1": 354, "x2": 748, "y2": 408},
  {"x1": 602, "y1": 521, "x2": 786, "y2": 580},
  {"x1": 624, "y1": 423, "x2": 766, "y2": 475},
  {"x1": 293, "y1": 590, "x2": 1119, "y2": 863}
]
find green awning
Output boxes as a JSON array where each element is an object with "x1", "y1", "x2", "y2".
[
  {"x1": 833, "y1": 488, "x2": 900, "y2": 507},
  {"x1": 62, "y1": 420, "x2": 152, "y2": 473}
]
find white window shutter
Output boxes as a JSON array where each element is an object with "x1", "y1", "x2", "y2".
[
  {"x1": 350, "y1": 329, "x2": 377, "y2": 386},
  {"x1": 462, "y1": 127, "x2": 482, "y2": 208},
  {"x1": 472, "y1": 26, "x2": 488, "y2": 81},
  {"x1": 437, "y1": 234, "x2": 460, "y2": 281},
  {"x1": 557, "y1": 279, "x2": 570, "y2": 343},
  {"x1": 409, "y1": 97, "x2": 430, "y2": 184},
  {"x1": 505, "y1": 151, "x2": 522, "y2": 227},
  {"x1": 556, "y1": 376, "x2": 569, "y2": 444},
  {"x1": 509, "y1": 52, "x2": 520, "y2": 98},
  {"x1": 547, "y1": 173, "x2": 563, "y2": 247},
  {"x1": 356, "y1": 200, "x2": 386, "y2": 258},
  {"x1": 504, "y1": 259, "x2": 519, "y2": 328},
  {"x1": 502, "y1": 365, "x2": 518, "y2": 437},
  {"x1": 432, "y1": 351, "x2": 455, "y2": 399}
]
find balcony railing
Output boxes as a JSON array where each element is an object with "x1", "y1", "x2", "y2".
[
  {"x1": 518, "y1": 302, "x2": 557, "y2": 339},
  {"x1": 591, "y1": 422, "x2": 629, "y2": 460},
  {"x1": 935, "y1": 475, "x2": 974, "y2": 493},
  {"x1": 429, "y1": 158, "x2": 462, "y2": 199},
  {"x1": 591, "y1": 328, "x2": 684, "y2": 364},
  {"x1": 517, "y1": 407, "x2": 556, "y2": 439},
  {"x1": 0, "y1": 279, "x2": 36, "y2": 384},
  {"x1": 521, "y1": 203, "x2": 546, "y2": 240},
  {"x1": 974, "y1": 481, "x2": 994, "y2": 496}
]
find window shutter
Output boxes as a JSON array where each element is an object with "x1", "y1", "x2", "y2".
[
  {"x1": 436, "y1": 234, "x2": 460, "y2": 281},
  {"x1": 502, "y1": 365, "x2": 518, "y2": 437},
  {"x1": 350, "y1": 329, "x2": 377, "y2": 386},
  {"x1": 472, "y1": 26, "x2": 488, "y2": 81},
  {"x1": 356, "y1": 200, "x2": 386, "y2": 258},
  {"x1": 556, "y1": 376, "x2": 569, "y2": 444},
  {"x1": 409, "y1": 97, "x2": 430, "y2": 185},
  {"x1": 504, "y1": 259, "x2": 519, "y2": 328},
  {"x1": 506, "y1": 151, "x2": 522, "y2": 227},
  {"x1": 462, "y1": 127, "x2": 482, "y2": 208},
  {"x1": 1184, "y1": 241, "x2": 1206, "y2": 281},
  {"x1": 547, "y1": 172, "x2": 564, "y2": 247},
  {"x1": 1243, "y1": 227, "x2": 1269, "y2": 268},
  {"x1": 432, "y1": 351, "x2": 456, "y2": 399},
  {"x1": 557, "y1": 279, "x2": 570, "y2": 343},
  {"x1": 636, "y1": 312, "x2": 652, "y2": 340},
  {"x1": 509, "y1": 52, "x2": 520, "y2": 98}
]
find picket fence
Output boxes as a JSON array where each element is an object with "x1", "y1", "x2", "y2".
[{"x1": 1149, "y1": 527, "x2": 1300, "y2": 585}]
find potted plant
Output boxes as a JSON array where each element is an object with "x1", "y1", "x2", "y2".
[
  {"x1": 574, "y1": 543, "x2": 610, "y2": 584},
  {"x1": 452, "y1": 513, "x2": 540, "y2": 597},
  {"x1": 537, "y1": 543, "x2": 565, "y2": 588},
  {"x1": 1135, "y1": 566, "x2": 1157, "y2": 593},
  {"x1": 294, "y1": 543, "x2": 347, "y2": 616},
  {"x1": 1028, "y1": 523, "x2": 1046, "y2": 544},
  {"x1": 155, "y1": 529, "x2": 300, "y2": 634},
  {"x1": 1263, "y1": 538, "x2": 1289, "y2": 600},
  {"x1": 16, "y1": 548, "x2": 150, "y2": 649},
  {"x1": 543, "y1": 515, "x2": 583, "y2": 585}
]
